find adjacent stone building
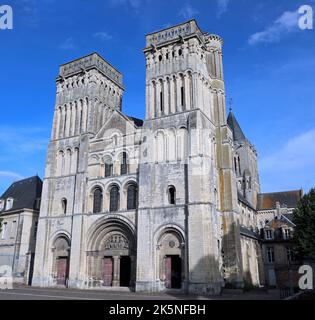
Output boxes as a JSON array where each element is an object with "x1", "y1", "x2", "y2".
[
  {"x1": 257, "y1": 190, "x2": 303, "y2": 289},
  {"x1": 0, "y1": 176, "x2": 42, "y2": 284},
  {"x1": 30, "y1": 19, "x2": 301, "y2": 295}
]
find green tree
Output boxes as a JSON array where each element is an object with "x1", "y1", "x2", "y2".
[{"x1": 293, "y1": 189, "x2": 315, "y2": 259}]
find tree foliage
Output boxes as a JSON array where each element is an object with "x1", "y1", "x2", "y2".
[{"x1": 293, "y1": 189, "x2": 315, "y2": 259}]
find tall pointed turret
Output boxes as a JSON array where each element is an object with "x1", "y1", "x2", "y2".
[
  {"x1": 227, "y1": 110, "x2": 246, "y2": 142},
  {"x1": 227, "y1": 110, "x2": 260, "y2": 208}
]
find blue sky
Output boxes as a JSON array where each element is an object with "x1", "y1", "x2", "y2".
[{"x1": 0, "y1": 0, "x2": 314, "y2": 195}]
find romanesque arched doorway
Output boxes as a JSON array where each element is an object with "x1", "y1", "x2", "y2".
[
  {"x1": 157, "y1": 230, "x2": 185, "y2": 290},
  {"x1": 52, "y1": 236, "x2": 70, "y2": 286},
  {"x1": 87, "y1": 220, "x2": 136, "y2": 288}
]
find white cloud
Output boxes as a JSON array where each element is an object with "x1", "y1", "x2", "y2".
[
  {"x1": 0, "y1": 126, "x2": 47, "y2": 194},
  {"x1": 59, "y1": 37, "x2": 76, "y2": 50},
  {"x1": 260, "y1": 129, "x2": 315, "y2": 192},
  {"x1": 0, "y1": 171, "x2": 25, "y2": 195},
  {"x1": 17, "y1": 0, "x2": 55, "y2": 27},
  {"x1": 0, "y1": 171, "x2": 24, "y2": 180},
  {"x1": 0, "y1": 126, "x2": 48, "y2": 156},
  {"x1": 249, "y1": 10, "x2": 300, "y2": 45},
  {"x1": 93, "y1": 32, "x2": 113, "y2": 41},
  {"x1": 217, "y1": 0, "x2": 229, "y2": 18},
  {"x1": 179, "y1": 3, "x2": 199, "y2": 19}
]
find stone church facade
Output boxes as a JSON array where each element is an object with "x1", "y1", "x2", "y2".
[{"x1": 32, "y1": 20, "x2": 265, "y2": 295}]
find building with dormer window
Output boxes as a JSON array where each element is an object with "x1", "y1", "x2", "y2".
[{"x1": 0, "y1": 176, "x2": 42, "y2": 284}]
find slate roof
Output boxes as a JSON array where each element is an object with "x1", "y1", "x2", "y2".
[
  {"x1": 0, "y1": 176, "x2": 43, "y2": 214},
  {"x1": 237, "y1": 191, "x2": 256, "y2": 211},
  {"x1": 227, "y1": 111, "x2": 246, "y2": 142},
  {"x1": 126, "y1": 116, "x2": 144, "y2": 127},
  {"x1": 240, "y1": 226, "x2": 260, "y2": 240},
  {"x1": 257, "y1": 190, "x2": 303, "y2": 210}
]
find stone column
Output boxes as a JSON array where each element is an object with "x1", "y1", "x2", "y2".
[
  {"x1": 163, "y1": 79, "x2": 168, "y2": 116},
  {"x1": 112, "y1": 256, "x2": 121, "y2": 287},
  {"x1": 87, "y1": 99, "x2": 95, "y2": 133},
  {"x1": 162, "y1": 256, "x2": 166, "y2": 285},
  {"x1": 218, "y1": 90, "x2": 227, "y2": 126},
  {"x1": 71, "y1": 102, "x2": 76, "y2": 136},
  {"x1": 61, "y1": 106, "x2": 66, "y2": 138},
  {"x1": 213, "y1": 50, "x2": 218, "y2": 78},
  {"x1": 96, "y1": 103, "x2": 102, "y2": 132},
  {"x1": 176, "y1": 75, "x2": 182, "y2": 112},
  {"x1": 200, "y1": 77, "x2": 205, "y2": 113},
  {"x1": 152, "y1": 82, "x2": 157, "y2": 118},
  {"x1": 151, "y1": 82, "x2": 156, "y2": 119},
  {"x1": 202, "y1": 82, "x2": 207, "y2": 114},
  {"x1": 130, "y1": 256, "x2": 136, "y2": 287},
  {"x1": 206, "y1": 85, "x2": 212, "y2": 118},
  {"x1": 65, "y1": 103, "x2": 71, "y2": 137},
  {"x1": 184, "y1": 74, "x2": 191, "y2": 111},
  {"x1": 146, "y1": 83, "x2": 151, "y2": 119},
  {"x1": 96, "y1": 256, "x2": 103, "y2": 285},
  {"x1": 219, "y1": 51, "x2": 224, "y2": 80},
  {"x1": 192, "y1": 73, "x2": 199, "y2": 110},
  {"x1": 170, "y1": 77, "x2": 176, "y2": 114},
  {"x1": 53, "y1": 107, "x2": 61, "y2": 140},
  {"x1": 71, "y1": 148, "x2": 79, "y2": 174},
  {"x1": 214, "y1": 50, "x2": 222, "y2": 79},
  {"x1": 78, "y1": 100, "x2": 83, "y2": 135},
  {"x1": 82, "y1": 99, "x2": 88, "y2": 133}
]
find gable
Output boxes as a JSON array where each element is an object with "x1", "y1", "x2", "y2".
[{"x1": 94, "y1": 110, "x2": 138, "y2": 140}]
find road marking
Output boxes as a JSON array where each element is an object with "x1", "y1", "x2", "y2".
[
  {"x1": 9, "y1": 286, "x2": 190, "y2": 300},
  {"x1": 0, "y1": 291, "x2": 102, "y2": 300}
]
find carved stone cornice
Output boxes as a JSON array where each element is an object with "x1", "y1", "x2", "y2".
[
  {"x1": 58, "y1": 53, "x2": 124, "y2": 89},
  {"x1": 144, "y1": 20, "x2": 205, "y2": 49}
]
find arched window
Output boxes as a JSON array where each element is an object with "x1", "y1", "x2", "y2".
[
  {"x1": 61, "y1": 198, "x2": 67, "y2": 214},
  {"x1": 57, "y1": 150, "x2": 65, "y2": 176},
  {"x1": 112, "y1": 135, "x2": 118, "y2": 146},
  {"x1": 156, "y1": 131, "x2": 165, "y2": 163},
  {"x1": 120, "y1": 152, "x2": 128, "y2": 175},
  {"x1": 234, "y1": 157, "x2": 238, "y2": 174},
  {"x1": 160, "y1": 91, "x2": 163, "y2": 112},
  {"x1": 181, "y1": 86, "x2": 184, "y2": 107},
  {"x1": 73, "y1": 148, "x2": 80, "y2": 173},
  {"x1": 127, "y1": 184, "x2": 138, "y2": 210},
  {"x1": 168, "y1": 186, "x2": 176, "y2": 205},
  {"x1": 109, "y1": 186, "x2": 120, "y2": 212},
  {"x1": 93, "y1": 187, "x2": 103, "y2": 213},
  {"x1": 238, "y1": 156, "x2": 241, "y2": 174},
  {"x1": 104, "y1": 157, "x2": 113, "y2": 178}
]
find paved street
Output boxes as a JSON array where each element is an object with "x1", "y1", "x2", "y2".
[{"x1": 0, "y1": 285, "x2": 280, "y2": 300}]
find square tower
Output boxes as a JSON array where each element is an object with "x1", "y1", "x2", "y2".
[{"x1": 136, "y1": 20, "x2": 241, "y2": 295}]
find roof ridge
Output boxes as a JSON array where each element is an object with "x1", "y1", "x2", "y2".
[{"x1": 258, "y1": 189, "x2": 302, "y2": 196}]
